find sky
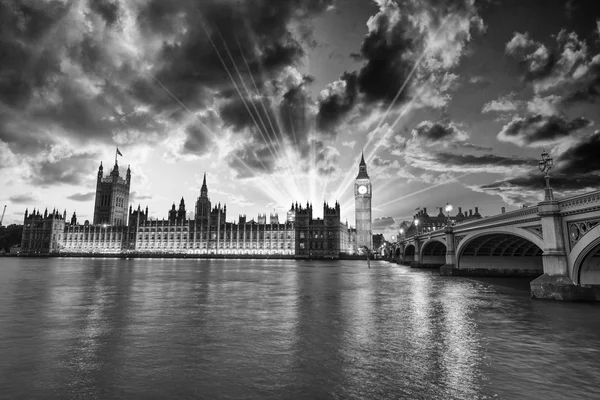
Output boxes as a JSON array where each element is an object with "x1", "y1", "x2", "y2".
[{"x1": 1, "y1": 0, "x2": 600, "y2": 238}]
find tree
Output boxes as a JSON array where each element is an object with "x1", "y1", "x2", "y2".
[{"x1": 0, "y1": 224, "x2": 23, "y2": 252}]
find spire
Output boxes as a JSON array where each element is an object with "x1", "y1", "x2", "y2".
[
  {"x1": 356, "y1": 151, "x2": 369, "y2": 179},
  {"x1": 200, "y1": 173, "x2": 208, "y2": 197}
]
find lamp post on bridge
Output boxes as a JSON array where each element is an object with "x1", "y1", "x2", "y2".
[
  {"x1": 414, "y1": 219, "x2": 420, "y2": 236},
  {"x1": 444, "y1": 202, "x2": 453, "y2": 227},
  {"x1": 538, "y1": 149, "x2": 554, "y2": 201},
  {"x1": 440, "y1": 202, "x2": 457, "y2": 275}
]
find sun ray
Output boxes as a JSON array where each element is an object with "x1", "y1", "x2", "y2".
[
  {"x1": 375, "y1": 157, "x2": 515, "y2": 209},
  {"x1": 148, "y1": 73, "x2": 290, "y2": 206},
  {"x1": 197, "y1": 20, "x2": 282, "y2": 168},
  {"x1": 229, "y1": 33, "x2": 302, "y2": 193},
  {"x1": 332, "y1": 19, "x2": 449, "y2": 202}
]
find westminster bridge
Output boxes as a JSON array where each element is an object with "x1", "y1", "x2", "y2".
[{"x1": 386, "y1": 189, "x2": 600, "y2": 301}]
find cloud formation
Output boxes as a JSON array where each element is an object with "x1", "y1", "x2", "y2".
[
  {"x1": 66, "y1": 192, "x2": 96, "y2": 202},
  {"x1": 477, "y1": 130, "x2": 600, "y2": 205},
  {"x1": 506, "y1": 28, "x2": 600, "y2": 104},
  {"x1": 0, "y1": 0, "x2": 341, "y2": 184},
  {"x1": 317, "y1": 0, "x2": 484, "y2": 131},
  {"x1": 8, "y1": 194, "x2": 36, "y2": 204},
  {"x1": 482, "y1": 92, "x2": 522, "y2": 113},
  {"x1": 497, "y1": 113, "x2": 592, "y2": 147}
]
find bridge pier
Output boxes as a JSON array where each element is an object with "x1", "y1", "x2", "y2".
[
  {"x1": 531, "y1": 200, "x2": 600, "y2": 301},
  {"x1": 408, "y1": 239, "x2": 426, "y2": 268},
  {"x1": 440, "y1": 226, "x2": 457, "y2": 276}
]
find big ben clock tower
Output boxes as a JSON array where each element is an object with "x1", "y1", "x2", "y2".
[{"x1": 355, "y1": 152, "x2": 372, "y2": 251}]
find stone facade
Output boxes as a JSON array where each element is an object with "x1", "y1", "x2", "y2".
[
  {"x1": 355, "y1": 153, "x2": 372, "y2": 251},
  {"x1": 93, "y1": 161, "x2": 131, "y2": 226},
  {"x1": 20, "y1": 158, "x2": 368, "y2": 258},
  {"x1": 21, "y1": 209, "x2": 66, "y2": 254}
]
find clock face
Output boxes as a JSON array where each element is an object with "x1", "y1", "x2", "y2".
[{"x1": 358, "y1": 185, "x2": 367, "y2": 194}]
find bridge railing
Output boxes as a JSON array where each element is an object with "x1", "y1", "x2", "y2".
[
  {"x1": 396, "y1": 189, "x2": 600, "y2": 244},
  {"x1": 399, "y1": 206, "x2": 540, "y2": 243},
  {"x1": 558, "y1": 190, "x2": 600, "y2": 213},
  {"x1": 452, "y1": 205, "x2": 539, "y2": 230}
]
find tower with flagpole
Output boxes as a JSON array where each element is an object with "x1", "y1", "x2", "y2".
[{"x1": 93, "y1": 147, "x2": 131, "y2": 226}]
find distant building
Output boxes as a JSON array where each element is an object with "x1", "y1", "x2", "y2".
[
  {"x1": 20, "y1": 155, "x2": 371, "y2": 258},
  {"x1": 403, "y1": 206, "x2": 482, "y2": 237},
  {"x1": 372, "y1": 234, "x2": 384, "y2": 252}
]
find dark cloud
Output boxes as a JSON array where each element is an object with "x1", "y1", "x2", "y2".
[
  {"x1": 220, "y1": 97, "x2": 277, "y2": 134},
  {"x1": 356, "y1": 8, "x2": 415, "y2": 105},
  {"x1": 451, "y1": 142, "x2": 493, "y2": 152},
  {"x1": 434, "y1": 152, "x2": 534, "y2": 168},
  {"x1": 481, "y1": 173, "x2": 600, "y2": 192},
  {"x1": 8, "y1": 194, "x2": 36, "y2": 204},
  {"x1": 129, "y1": 191, "x2": 152, "y2": 204},
  {"x1": 316, "y1": 72, "x2": 358, "y2": 133},
  {"x1": 0, "y1": 0, "x2": 336, "y2": 173},
  {"x1": 30, "y1": 152, "x2": 99, "y2": 188},
  {"x1": 478, "y1": 173, "x2": 600, "y2": 206},
  {"x1": 317, "y1": 0, "x2": 483, "y2": 130},
  {"x1": 505, "y1": 28, "x2": 600, "y2": 105},
  {"x1": 66, "y1": 192, "x2": 96, "y2": 202},
  {"x1": 498, "y1": 113, "x2": 592, "y2": 147},
  {"x1": 414, "y1": 121, "x2": 461, "y2": 142},
  {"x1": 89, "y1": 0, "x2": 120, "y2": 26},
  {"x1": 227, "y1": 145, "x2": 277, "y2": 179},
  {"x1": 555, "y1": 130, "x2": 600, "y2": 175},
  {"x1": 141, "y1": 0, "x2": 333, "y2": 109},
  {"x1": 0, "y1": 1, "x2": 68, "y2": 109},
  {"x1": 477, "y1": 131, "x2": 600, "y2": 204},
  {"x1": 183, "y1": 124, "x2": 212, "y2": 155},
  {"x1": 373, "y1": 216, "x2": 397, "y2": 230},
  {"x1": 280, "y1": 81, "x2": 314, "y2": 150}
]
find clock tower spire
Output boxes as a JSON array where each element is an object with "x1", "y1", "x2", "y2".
[{"x1": 355, "y1": 152, "x2": 372, "y2": 252}]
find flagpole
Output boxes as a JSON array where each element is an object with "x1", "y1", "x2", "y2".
[{"x1": 115, "y1": 147, "x2": 118, "y2": 165}]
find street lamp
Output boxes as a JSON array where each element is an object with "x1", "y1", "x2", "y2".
[
  {"x1": 399, "y1": 228, "x2": 404, "y2": 240},
  {"x1": 538, "y1": 149, "x2": 554, "y2": 201},
  {"x1": 444, "y1": 202, "x2": 453, "y2": 227},
  {"x1": 414, "y1": 218, "x2": 420, "y2": 236}
]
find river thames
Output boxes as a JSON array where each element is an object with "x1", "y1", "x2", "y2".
[{"x1": 1, "y1": 258, "x2": 599, "y2": 399}]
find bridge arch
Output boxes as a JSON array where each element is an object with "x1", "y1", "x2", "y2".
[
  {"x1": 456, "y1": 229, "x2": 544, "y2": 275},
  {"x1": 404, "y1": 244, "x2": 415, "y2": 262},
  {"x1": 572, "y1": 234, "x2": 600, "y2": 285},
  {"x1": 420, "y1": 238, "x2": 447, "y2": 267}
]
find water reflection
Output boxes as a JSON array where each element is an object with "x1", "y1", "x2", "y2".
[{"x1": 1, "y1": 258, "x2": 599, "y2": 400}]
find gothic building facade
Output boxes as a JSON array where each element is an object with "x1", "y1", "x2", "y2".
[
  {"x1": 20, "y1": 155, "x2": 369, "y2": 258},
  {"x1": 93, "y1": 160, "x2": 131, "y2": 226}
]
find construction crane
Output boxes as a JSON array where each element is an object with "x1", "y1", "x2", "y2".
[{"x1": 0, "y1": 205, "x2": 5, "y2": 226}]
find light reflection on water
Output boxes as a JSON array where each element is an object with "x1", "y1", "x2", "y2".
[{"x1": 0, "y1": 258, "x2": 599, "y2": 399}]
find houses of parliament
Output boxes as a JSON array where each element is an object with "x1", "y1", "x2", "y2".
[{"x1": 20, "y1": 154, "x2": 376, "y2": 258}]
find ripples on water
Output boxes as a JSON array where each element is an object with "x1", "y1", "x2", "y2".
[{"x1": 0, "y1": 258, "x2": 599, "y2": 399}]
